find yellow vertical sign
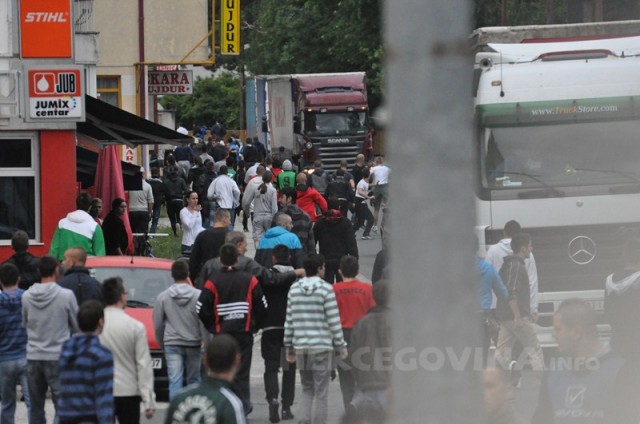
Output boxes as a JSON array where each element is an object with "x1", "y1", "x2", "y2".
[{"x1": 221, "y1": 0, "x2": 240, "y2": 55}]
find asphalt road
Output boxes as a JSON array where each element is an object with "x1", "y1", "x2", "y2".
[{"x1": 14, "y1": 219, "x2": 385, "y2": 424}]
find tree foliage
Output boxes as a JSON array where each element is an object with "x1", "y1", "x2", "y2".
[{"x1": 160, "y1": 72, "x2": 241, "y2": 129}]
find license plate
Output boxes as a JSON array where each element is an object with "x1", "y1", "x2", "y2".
[
  {"x1": 152, "y1": 358, "x2": 162, "y2": 369},
  {"x1": 586, "y1": 300, "x2": 604, "y2": 311}
]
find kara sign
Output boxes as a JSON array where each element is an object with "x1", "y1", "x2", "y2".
[
  {"x1": 27, "y1": 68, "x2": 83, "y2": 121},
  {"x1": 20, "y1": 0, "x2": 73, "y2": 58},
  {"x1": 221, "y1": 0, "x2": 240, "y2": 55},
  {"x1": 148, "y1": 70, "x2": 193, "y2": 95}
]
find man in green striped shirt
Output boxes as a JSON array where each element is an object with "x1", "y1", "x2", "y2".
[{"x1": 284, "y1": 253, "x2": 347, "y2": 424}]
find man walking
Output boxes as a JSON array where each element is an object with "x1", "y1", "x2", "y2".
[
  {"x1": 58, "y1": 300, "x2": 114, "y2": 424},
  {"x1": 165, "y1": 335, "x2": 246, "y2": 424},
  {"x1": 50, "y1": 193, "x2": 106, "y2": 260},
  {"x1": 127, "y1": 170, "x2": 154, "y2": 237},
  {"x1": 153, "y1": 260, "x2": 209, "y2": 400},
  {"x1": 22, "y1": 255, "x2": 79, "y2": 423},
  {"x1": 284, "y1": 253, "x2": 347, "y2": 424},
  {"x1": 296, "y1": 173, "x2": 327, "y2": 222},
  {"x1": 261, "y1": 245, "x2": 297, "y2": 423},
  {"x1": 100, "y1": 277, "x2": 155, "y2": 424},
  {"x1": 189, "y1": 209, "x2": 230, "y2": 283},
  {"x1": 197, "y1": 244, "x2": 269, "y2": 415},
  {"x1": 208, "y1": 165, "x2": 241, "y2": 231},
  {"x1": 495, "y1": 233, "x2": 544, "y2": 381},
  {"x1": 333, "y1": 256, "x2": 376, "y2": 409},
  {"x1": 0, "y1": 263, "x2": 31, "y2": 424},
  {"x1": 58, "y1": 247, "x2": 103, "y2": 305},
  {"x1": 369, "y1": 156, "x2": 390, "y2": 233}
]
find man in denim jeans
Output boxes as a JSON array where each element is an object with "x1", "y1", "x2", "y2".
[
  {"x1": 153, "y1": 260, "x2": 209, "y2": 400},
  {"x1": 0, "y1": 263, "x2": 31, "y2": 424},
  {"x1": 22, "y1": 255, "x2": 79, "y2": 423}
]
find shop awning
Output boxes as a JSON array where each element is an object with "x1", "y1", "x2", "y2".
[
  {"x1": 76, "y1": 146, "x2": 143, "y2": 190},
  {"x1": 77, "y1": 95, "x2": 192, "y2": 147}
]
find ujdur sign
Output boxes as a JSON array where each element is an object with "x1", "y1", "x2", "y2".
[{"x1": 148, "y1": 70, "x2": 193, "y2": 95}]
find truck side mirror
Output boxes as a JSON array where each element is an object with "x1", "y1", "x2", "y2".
[
  {"x1": 293, "y1": 116, "x2": 301, "y2": 134},
  {"x1": 261, "y1": 116, "x2": 269, "y2": 133}
]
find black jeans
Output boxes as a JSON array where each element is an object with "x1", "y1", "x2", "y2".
[
  {"x1": 337, "y1": 328, "x2": 355, "y2": 409},
  {"x1": 323, "y1": 259, "x2": 343, "y2": 284},
  {"x1": 355, "y1": 198, "x2": 373, "y2": 236},
  {"x1": 261, "y1": 329, "x2": 296, "y2": 408},
  {"x1": 230, "y1": 332, "x2": 254, "y2": 413},
  {"x1": 166, "y1": 199, "x2": 184, "y2": 235},
  {"x1": 114, "y1": 396, "x2": 141, "y2": 424}
]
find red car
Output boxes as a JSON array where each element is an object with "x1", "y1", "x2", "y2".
[{"x1": 85, "y1": 256, "x2": 177, "y2": 401}]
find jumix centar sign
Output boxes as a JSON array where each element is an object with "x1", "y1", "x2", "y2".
[{"x1": 27, "y1": 68, "x2": 84, "y2": 121}]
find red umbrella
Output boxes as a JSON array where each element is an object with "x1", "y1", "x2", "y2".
[{"x1": 95, "y1": 145, "x2": 134, "y2": 254}]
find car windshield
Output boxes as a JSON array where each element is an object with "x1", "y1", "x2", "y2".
[
  {"x1": 480, "y1": 119, "x2": 640, "y2": 190},
  {"x1": 90, "y1": 267, "x2": 173, "y2": 307},
  {"x1": 304, "y1": 111, "x2": 367, "y2": 136}
]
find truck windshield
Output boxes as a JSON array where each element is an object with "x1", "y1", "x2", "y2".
[
  {"x1": 304, "y1": 111, "x2": 367, "y2": 136},
  {"x1": 481, "y1": 119, "x2": 640, "y2": 190}
]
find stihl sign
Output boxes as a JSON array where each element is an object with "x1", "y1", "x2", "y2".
[
  {"x1": 25, "y1": 12, "x2": 68, "y2": 22},
  {"x1": 148, "y1": 70, "x2": 193, "y2": 95},
  {"x1": 20, "y1": 0, "x2": 73, "y2": 58}
]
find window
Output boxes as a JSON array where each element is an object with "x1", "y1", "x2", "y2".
[
  {"x1": 0, "y1": 134, "x2": 39, "y2": 242},
  {"x1": 97, "y1": 76, "x2": 121, "y2": 107}
]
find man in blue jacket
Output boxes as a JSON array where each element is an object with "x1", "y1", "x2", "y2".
[{"x1": 254, "y1": 214, "x2": 304, "y2": 269}]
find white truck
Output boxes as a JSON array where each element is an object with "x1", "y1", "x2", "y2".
[{"x1": 472, "y1": 23, "x2": 640, "y2": 348}]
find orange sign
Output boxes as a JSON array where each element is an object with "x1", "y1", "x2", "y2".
[{"x1": 20, "y1": 0, "x2": 73, "y2": 58}]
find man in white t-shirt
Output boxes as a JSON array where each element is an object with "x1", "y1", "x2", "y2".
[
  {"x1": 369, "y1": 156, "x2": 390, "y2": 232},
  {"x1": 127, "y1": 170, "x2": 154, "y2": 237}
]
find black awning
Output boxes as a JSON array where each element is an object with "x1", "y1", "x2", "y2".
[
  {"x1": 77, "y1": 95, "x2": 192, "y2": 147},
  {"x1": 76, "y1": 147, "x2": 143, "y2": 190}
]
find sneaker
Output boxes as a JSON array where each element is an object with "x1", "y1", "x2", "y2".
[
  {"x1": 281, "y1": 407, "x2": 294, "y2": 420},
  {"x1": 361, "y1": 235, "x2": 372, "y2": 240},
  {"x1": 508, "y1": 360, "x2": 521, "y2": 388},
  {"x1": 268, "y1": 399, "x2": 280, "y2": 423},
  {"x1": 371, "y1": 225, "x2": 378, "y2": 233}
]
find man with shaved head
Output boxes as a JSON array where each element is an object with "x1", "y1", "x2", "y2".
[{"x1": 58, "y1": 247, "x2": 103, "y2": 305}]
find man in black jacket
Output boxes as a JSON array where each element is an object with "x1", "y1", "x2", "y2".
[
  {"x1": 199, "y1": 231, "x2": 304, "y2": 289},
  {"x1": 58, "y1": 247, "x2": 103, "y2": 305},
  {"x1": 197, "y1": 244, "x2": 268, "y2": 415},
  {"x1": 313, "y1": 198, "x2": 358, "y2": 284},
  {"x1": 4, "y1": 230, "x2": 40, "y2": 290},
  {"x1": 189, "y1": 209, "x2": 230, "y2": 283}
]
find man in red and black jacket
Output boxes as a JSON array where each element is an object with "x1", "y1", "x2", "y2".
[{"x1": 197, "y1": 243, "x2": 268, "y2": 416}]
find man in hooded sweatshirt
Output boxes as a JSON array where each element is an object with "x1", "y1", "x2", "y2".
[
  {"x1": 296, "y1": 173, "x2": 327, "y2": 223},
  {"x1": 58, "y1": 300, "x2": 114, "y2": 424},
  {"x1": 309, "y1": 160, "x2": 332, "y2": 196},
  {"x1": 313, "y1": 198, "x2": 359, "y2": 284},
  {"x1": 4, "y1": 230, "x2": 40, "y2": 290},
  {"x1": 153, "y1": 260, "x2": 209, "y2": 400},
  {"x1": 284, "y1": 253, "x2": 347, "y2": 424},
  {"x1": 50, "y1": 193, "x2": 106, "y2": 260},
  {"x1": 276, "y1": 160, "x2": 297, "y2": 190},
  {"x1": 22, "y1": 255, "x2": 79, "y2": 423},
  {"x1": 255, "y1": 214, "x2": 304, "y2": 269},
  {"x1": 162, "y1": 165, "x2": 188, "y2": 236}
]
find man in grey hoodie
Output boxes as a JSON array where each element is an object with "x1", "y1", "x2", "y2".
[
  {"x1": 153, "y1": 259, "x2": 209, "y2": 400},
  {"x1": 22, "y1": 255, "x2": 79, "y2": 423}
]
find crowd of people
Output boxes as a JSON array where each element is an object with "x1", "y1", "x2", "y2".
[{"x1": 0, "y1": 130, "x2": 392, "y2": 424}]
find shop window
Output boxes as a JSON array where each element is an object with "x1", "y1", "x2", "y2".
[
  {"x1": 97, "y1": 76, "x2": 121, "y2": 107},
  {"x1": 0, "y1": 135, "x2": 39, "y2": 242}
]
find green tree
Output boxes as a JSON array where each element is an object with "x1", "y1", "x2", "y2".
[{"x1": 160, "y1": 73, "x2": 241, "y2": 129}]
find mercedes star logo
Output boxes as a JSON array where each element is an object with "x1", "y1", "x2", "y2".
[{"x1": 568, "y1": 236, "x2": 597, "y2": 265}]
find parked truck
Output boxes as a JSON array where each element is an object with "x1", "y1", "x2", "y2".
[
  {"x1": 472, "y1": 21, "x2": 640, "y2": 348},
  {"x1": 245, "y1": 72, "x2": 369, "y2": 171}
]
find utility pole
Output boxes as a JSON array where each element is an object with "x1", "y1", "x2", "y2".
[{"x1": 384, "y1": 0, "x2": 483, "y2": 422}]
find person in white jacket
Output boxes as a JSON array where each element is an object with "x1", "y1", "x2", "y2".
[
  {"x1": 99, "y1": 277, "x2": 156, "y2": 424},
  {"x1": 207, "y1": 165, "x2": 240, "y2": 232},
  {"x1": 179, "y1": 191, "x2": 205, "y2": 255},
  {"x1": 242, "y1": 171, "x2": 278, "y2": 248}
]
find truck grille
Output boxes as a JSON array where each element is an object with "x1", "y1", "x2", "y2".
[
  {"x1": 317, "y1": 144, "x2": 361, "y2": 172},
  {"x1": 490, "y1": 223, "x2": 640, "y2": 292}
]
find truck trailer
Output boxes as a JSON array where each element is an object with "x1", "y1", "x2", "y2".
[
  {"x1": 472, "y1": 22, "x2": 640, "y2": 348},
  {"x1": 245, "y1": 72, "x2": 369, "y2": 171}
]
